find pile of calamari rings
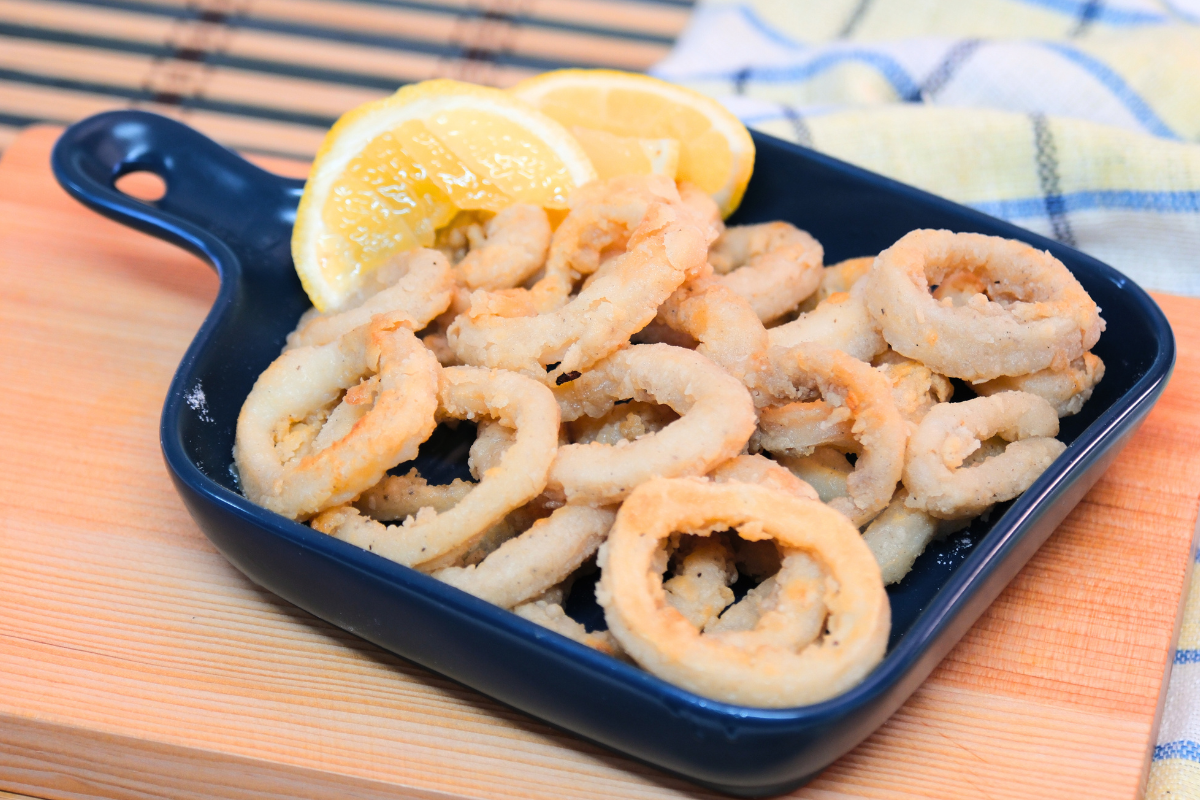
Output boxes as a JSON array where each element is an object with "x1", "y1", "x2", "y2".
[{"x1": 233, "y1": 174, "x2": 1105, "y2": 708}]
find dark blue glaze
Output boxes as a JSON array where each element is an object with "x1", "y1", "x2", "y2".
[{"x1": 52, "y1": 110, "x2": 1174, "y2": 796}]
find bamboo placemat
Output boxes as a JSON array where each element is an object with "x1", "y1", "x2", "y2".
[{"x1": 0, "y1": 0, "x2": 693, "y2": 158}]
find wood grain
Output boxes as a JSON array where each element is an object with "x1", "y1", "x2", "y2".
[{"x1": 0, "y1": 126, "x2": 1197, "y2": 800}]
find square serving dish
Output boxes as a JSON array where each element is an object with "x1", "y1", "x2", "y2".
[{"x1": 51, "y1": 109, "x2": 1174, "y2": 797}]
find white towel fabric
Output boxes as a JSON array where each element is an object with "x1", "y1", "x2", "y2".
[{"x1": 653, "y1": 0, "x2": 1200, "y2": 296}]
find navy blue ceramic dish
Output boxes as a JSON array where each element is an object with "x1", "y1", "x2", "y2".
[{"x1": 52, "y1": 110, "x2": 1173, "y2": 796}]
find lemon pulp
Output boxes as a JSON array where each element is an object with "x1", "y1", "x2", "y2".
[{"x1": 294, "y1": 79, "x2": 595, "y2": 310}]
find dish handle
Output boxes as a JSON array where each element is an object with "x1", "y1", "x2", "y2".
[{"x1": 51, "y1": 109, "x2": 305, "y2": 277}]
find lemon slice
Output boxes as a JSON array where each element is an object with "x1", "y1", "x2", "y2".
[
  {"x1": 570, "y1": 126, "x2": 680, "y2": 181},
  {"x1": 511, "y1": 69, "x2": 755, "y2": 218},
  {"x1": 294, "y1": 79, "x2": 597, "y2": 311}
]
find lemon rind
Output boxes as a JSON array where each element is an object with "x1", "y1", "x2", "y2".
[
  {"x1": 510, "y1": 69, "x2": 755, "y2": 218},
  {"x1": 294, "y1": 80, "x2": 597, "y2": 312}
]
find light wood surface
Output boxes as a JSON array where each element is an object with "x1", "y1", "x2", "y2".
[{"x1": 1, "y1": 125, "x2": 1197, "y2": 800}]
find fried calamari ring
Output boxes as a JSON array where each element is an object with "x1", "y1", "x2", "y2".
[
  {"x1": 454, "y1": 204, "x2": 552, "y2": 291},
  {"x1": 861, "y1": 489, "x2": 940, "y2": 585},
  {"x1": 432, "y1": 505, "x2": 615, "y2": 609},
  {"x1": 598, "y1": 478, "x2": 889, "y2": 707},
  {"x1": 420, "y1": 330, "x2": 459, "y2": 367},
  {"x1": 286, "y1": 249, "x2": 456, "y2": 350},
  {"x1": 354, "y1": 467, "x2": 472, "y2": 518},
  {"x1": 311, "y1": 366, "x2": 560, "y2": 569},
  {"x1": 677, "y1": 180, "x2": 724, "y2": 243},
  {"x1": 708, "y1": 222, "x2": 824, "y2": 324},
  {"x1": 353, "y1": 466, "x2": 547, "y2": 568},
  {"x1": 873, "y1": 349, "x2": 954, "y2": 425},
  {"x1": 863, "y1": 230, "x2": 1105, "y2": 381},
  {"x1": 903, "y1": 391, "x2": 1065, "y2": 518},
  {"x1": 767, "y1": 288, "x2": 888, "y2": 363},
  {"x1": 653, "y1": 273, "x2": 781, "y2": 404},
  {"x1": 434, "y1": 210, "x2": 486, "y2": 264},
  {"x1": 469, "y1": 417, "x2": 516, "y2": 479},
  {"x1": 567, "y1": 400, "x2": 679, "y2": 446},
  {"x1": 930, "y1": 268, "x2": 989, "y2": 306},
  {"x1": 704, "y1": 554, "x2": 829, "y2": 651},
  {"x1": 234, "y1": 318, "x2": 440, "y2": 521},
  {"x1": 798, "y1": 255, "x2": 875, "y2": 313},
  {"x1": 776, "y1": 447, "x2": 853, "y2": 504},
  {"x1": 973, "y1": 352, "x2": 1104, "y2": 417},
  {"x1": 513, "y1": 586, "x2": 624, "y2": 656},
  {"x1": 630, "y1": 319, "x2": 700, "y2": 350},
  {"x1": 761, "y1": 343, "x2": 907, "y2": 526},
  {"x1": 420, "y1": 282, "x2": 474, "y2": 368},
  {"x1": 548, "y1": 344, "x2": 757, "y2": 504},
  {"x1": 448, "y1": 202, "x2": 708, "y2": 384},
  {"x1": 705, "y1": 455, "x2": 826, "y2": 644},
  {"x1": 530, "y1": 175, "x2": 685, "y2": 311},
  {"x1": 864, "y1": 436, "x2": 1006, "y2": 582},
  {"x1": 752, "y1": 400, "x2": 857, "y2": 458},
  {"x1": 709, "y1": 454, "x2": 819, "y2": 501},
  {"x1": 662, "y1": 535, "x2": 737, "y2": 630}
]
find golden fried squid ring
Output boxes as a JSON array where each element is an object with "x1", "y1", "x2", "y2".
[
  {"x1": 431, "y1": 505, "x2": 615, "y2": 609},
  {"x1": 768, "y1": 287, "x2": 888, "y2": 363},
  {"x1": 873, "y1": 349, "x2": 954, "y2": 425},
  {"x1": 798, "y1": 255, "x2": 875, "y2": 313},
  {"x1": 677, "y1": 181, "x2": 725, "y2": 243},
  {"x1": 709, "y1": 454, "x2": 819, "y2": 501},
  {"x1": 752, "y1": 400, "x2": 857, "y2": 457},
  {"x1": 864, "y1": 436, "x2": 1005, "y2": 583},
  {"x1": 286, "y1": 249, "x2": 456, "y2": 350},
  {"x1": 530, "y1": 174, "x2": 685, "y2": 311},
  {"x1": 663, "y1": 456, "x2": 821, "y2": 633},
  {"x1": 419, "y1": 282, "x2": 474, "y2": 368},
  {"x1": 448, "y1": 202, "x2": 708, "y2": 384},
  {"x1": 704, "y1": 456, "x2": 827, "y2": 644},
  {"x1": 661, "y1": 535, "x2": 737, "y2": 630},
  {"x1": 973, "y1": 352, "x2": 1104, "y2": 417},
  {"x1": 352, "y1": 465, "x2": 544, "y2": 568},
  {"x1": 469, "y1": 417, "x2": 516, "y2": 478},
  {"x1": 355, "y1": 467, "x2": 472, "y2": 518},
  {"x1": 653, "y1": 273, "x2": 780, "y2": 404},
  {"x1": 930, "y1": 269, "x2": 989, "y2": 306},
  {"x1": 863, "y1": 230, "x2": 1105, "y2": 381},
  {"x1": 598, "y1": 478, "x2": 889, "y2": 707},
  {"x1": 704, "y1": 556, "x2": 829, "y2": 651},
  {"x1": 548, "y1": 344, "x2": 757, "y2": 504},
  {"x1": 708, "y1": 222, "x2": 824, "y2": 324},
  {"x1": 234, "y1": 318, "x2": 440, "y2": 521},
  {"x1": 761, "y1": 343, "x2": 907, "y2": 526},
  {"x1": 567, "y1": 400, "x2": 679, "y2": 445},
  {"x1": 311, "y1": 366, "x2": 560, "y2": 570},
  {"x1": 777, "y1": 447, "x2": 853, "y2": 504},
  {"x1": 513, "y1": 584, "x2": 623, "y2": 656},
  {"x1": 903, "y1": 391, "x2": 1065, "y2": 519},
  {"x1": 862, "y1": 489, "x2": 943, "y2": 585},
  {"x1": 455, "y1": 204, "x2": 552, "y2": 291},
  {"x1": 234, "y1": 319, "x2": 441, "y2": 520}
]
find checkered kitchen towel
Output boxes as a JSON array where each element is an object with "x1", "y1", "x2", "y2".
[
  {"x1": 654, "y1": 2, "x2": 1200, "y2": 796},
  {"x1": 654, "y1": 0, "x2": 1200, "y2": 299}
]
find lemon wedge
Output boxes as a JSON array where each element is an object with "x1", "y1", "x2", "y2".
[
  {"x1": 510, "y1": 69, "x2": 754, "y2": 218},
  {"x1": 570, "y1": 126, "x2": 680, "y2": 181},
  {"x1": 294, "y1": 79, "x2": 596, "y2": 311}
]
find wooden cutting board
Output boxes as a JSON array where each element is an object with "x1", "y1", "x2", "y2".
[{"x1": 1, "y1": 125, "x2": 1198, "y2": 800}]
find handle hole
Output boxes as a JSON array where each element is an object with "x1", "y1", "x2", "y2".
[{"x1": 115, "y1": 170, "x2": 167, "y2": 202}]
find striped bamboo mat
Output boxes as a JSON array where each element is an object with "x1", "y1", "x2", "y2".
[{"x1": 0, "y1": 0, "x2": 693, "y2": 159}]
